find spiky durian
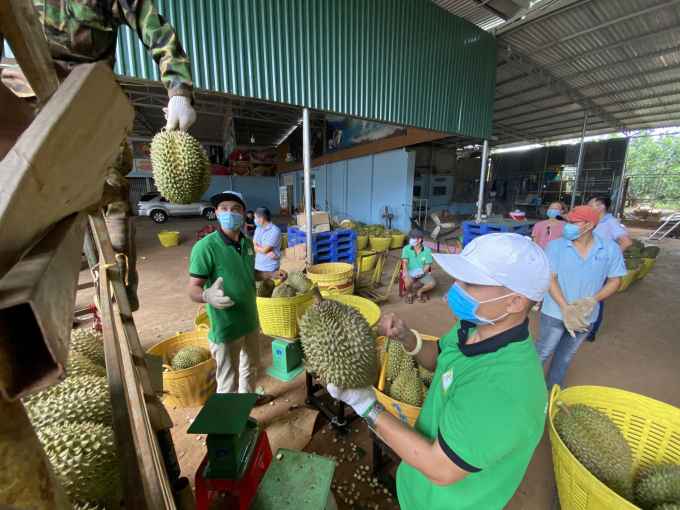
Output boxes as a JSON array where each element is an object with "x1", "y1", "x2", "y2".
[
  {"x1": 635, "y1": 463, "x2": 680, "y2": 510},
  {"x1": 640, "y1": 247, "x2": 661, "y2": 258},
  {"x1": 299, "y1": 300, "x2": 378, "y2": 389},
  {"x1": 272, "y1": 283, "x2": 297, "y2": 298},
  {"x1": 23, "y1": 376, "x2": 108, "y2": 407},
  {"x1": 379, "y1": 339, "x2": 415, "y2": 381},
  {"x1": 171, "y1": 345, "x2": 210, "y2": 371},
  {"x1": 70, "y1": 328, "x2": 105, "y2": 367},
  {"x1": 150, "y1": 131, "x2": 211, "y2": 204},
  {"x1": 24, "y1": 388, "x2": 113, "y2": 430},
  {"x1": 286, "y1": 271, "x2": 313, "y2": 295},
  {"x1": 256, "y1": 279, "x2": 276, "y2": 297},
  {"x1": 417, "y1": 364, "x2": 435, "y2": 387},
  {"x1": 390, "y1": 370, "x2": 427, "y2": 407},
  {"x1": 68, "y1": 350, "x2": 107, "y2": 378}
]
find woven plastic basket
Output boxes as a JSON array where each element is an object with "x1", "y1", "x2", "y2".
[
  {"x1": 369, "y1": 236, "x2": 392, "y2": 252},
  {"x1": 548, "y1": 385, "x2": 680, "y2": 510},
  {"x1": 307, "y1": 263, "x2": 354, "y2": 286},
  {"x1": 373, "y1": 334, "x2": 439, "y2": 426},
  {"x1": 390, "y1": 234, "x2": 405, "y2": 249},
  {"x1": 617, "y1": 268, "x2": 639, "y2": 292},
  {"x1": 356, "y1": 250, "x2": 377, "y2": 272},
  {"x1": 357, "y1": 236, "x2": 368, "y2": 250},
  {"x1": 147, "y1": 331, "x2": 216, "y2": 407},
  {"x1": 194, "y1": 306, "x2": 210, "y2": 331},
  {"x1": 158, "y1": 230, "x2": 180, "y2": 247},
  {"x1": 257, "y1": 289, "x2": 314, "y2": 339},
  {"x1": 637, "y1": 257, "x2": 657, "y2": 279},
  {"x1": 296, "y1": 294, "x2": 381, "y2": 329}
]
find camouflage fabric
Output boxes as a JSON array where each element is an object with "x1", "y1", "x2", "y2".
[{"x1": 103, "y1": 143, "x2": 134, "y2": 217}]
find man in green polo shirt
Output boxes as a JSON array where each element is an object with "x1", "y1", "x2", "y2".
[
  {"x1": 328, "y1": 233, "x2": 551, "y2": 509},
  {"x1": 402, "y1": 230, "x2": 435, "y2": 304},
  {"x1": 188, "y1": 191, "x2": 286, "y2": 404}
]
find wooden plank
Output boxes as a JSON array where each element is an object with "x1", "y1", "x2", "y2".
[
  {"x1": 0, "y1": 0, "x2": 59, "y2": 102},
  {"x1": 0, "y1": 62, "x2": 134, "y2": 280}
]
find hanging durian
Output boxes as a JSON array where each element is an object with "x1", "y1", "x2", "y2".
[
  {"x1": 286, "y1": 271, "x2": 313, "y2": 295},
  {"x1": 150, "y1": 130, "x2": 212, "y2": 204},
  {"x1": 390, "y1": 369, "x2": 427, "y2": 407},
  {"x1": 299, "y1": 290, "x2": 378, "y2": 389},
  {"x1": 256, "y1": 279, "x2": 276, "y2": 297},
  {"x1": 171, "y1": 345, "x2": 210, "y2": 371},
  {"x1": 70, "y1": 329, "x2": 105, "y2": 367},
  {"x1": 634, "y1": 463, "x2": 680, "y2": 510},
  {"x1": 379, "y1": 338, "x2": 415, "y2": 380}
]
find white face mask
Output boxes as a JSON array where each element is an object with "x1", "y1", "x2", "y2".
[{"x1": 409, "y1": 239, "x2": 417, "y2": 247}]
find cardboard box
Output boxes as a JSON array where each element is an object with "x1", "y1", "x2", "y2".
[
  {"x1": 297, "y1": 223, "x2": 331, "y2": 234},
  {"x1": 296, "y1": 211, "x2": 330, "y2": 227},
  {"x1": 280, "y1": 243, "x2": 307, "y2": 272}
]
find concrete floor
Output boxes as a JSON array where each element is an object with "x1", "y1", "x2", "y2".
[{"x1": 76, "y1": 216, "x2": 680, "y2": 509}]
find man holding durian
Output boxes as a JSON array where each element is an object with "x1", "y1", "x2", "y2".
[{"x1": 329, "y1": 233, "x2": 551, "y2": 509}]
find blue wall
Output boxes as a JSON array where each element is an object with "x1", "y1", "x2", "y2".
[{"x1": 202, "y1": 176, "x2": 280, "y2": 213}]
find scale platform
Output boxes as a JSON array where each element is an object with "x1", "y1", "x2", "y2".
[{"x1": 265, "y1": 337, "x2": 305, "y2": 382}]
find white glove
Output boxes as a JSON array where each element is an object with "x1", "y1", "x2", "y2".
[
  {"x1": 203, "y1": 277, "x2": 235, "y2": 309},
  {"x1": 561, "y1": 304, "x2": 590, "y2": 338},
  {"x1": 569, "y1": 296, "x2": 598, "y2": 318},
  {"x1": 327, "y1": 384, "x2": 378, "y2": 418},
  {"x1": 165, "y1": 95, "x2": 196, "y2": 132}
]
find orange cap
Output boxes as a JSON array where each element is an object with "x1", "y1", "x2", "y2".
[{"x1": 558, "y1": 205, "x2": 599, "y2": 225}]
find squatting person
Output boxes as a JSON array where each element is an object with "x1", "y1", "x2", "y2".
[{"x1": 401, "y1": 230, "x2": 435, "y2": 304}]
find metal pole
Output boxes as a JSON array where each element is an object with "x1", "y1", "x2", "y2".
[
  {"x1": 613, "y1": 138, "x2": 630, "y2": 217},
  {"x1": 303, "y1": 108, "x2": 313, "y2": 265},
  {"x1": 570, "y1": 110, "x2": 588, "y2": 210},
  {"x1": 476, "y1": 140, "x2": 490, "y2": 221}
]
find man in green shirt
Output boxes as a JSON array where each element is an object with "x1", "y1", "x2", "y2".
[
  {"x1": 402, "y1": 230, "x2": 435, "y2": 304},
  {"x1": 329, "y1": 233, "x2": 551, "y2": 509},
  {"x1": 189, "y1": 191, "x2": 285, "y2": 404}
]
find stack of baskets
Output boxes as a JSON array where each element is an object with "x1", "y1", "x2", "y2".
[
  {"x1": 147, "y1": 331, "x2": 216, "y2": 407},
  {"x1": 356, "y1": 250, "x2": 377, "y2": 272},
  {"x1": 369, "y1": 236, "x2": 392, "y2": 252},
  {"x1": 307, "y1": 262, "x2": 355, "y2": 296}
]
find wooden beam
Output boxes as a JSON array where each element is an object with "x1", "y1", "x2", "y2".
[{"x1": 0, "y1": 62, "x2": 134, "y2": 280}]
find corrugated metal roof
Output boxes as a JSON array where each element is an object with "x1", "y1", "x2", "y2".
[{"x1": 430, "y1": 0, "x2": 506, "y2": 30}]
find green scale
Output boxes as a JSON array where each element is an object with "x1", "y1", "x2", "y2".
[
  {"x1": 265, "y1": 336, "x2": 305, "y2": 382},
  {"x1": 187, "y1": 393, "x2": 260, "y2": 479}
]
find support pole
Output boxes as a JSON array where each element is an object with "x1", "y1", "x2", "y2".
[
  {"x1": 303, "y1": 108, "x2": 313, "y2": 265},
  {"x1": 476, "y1": 140, "x2": 490, "y2": 221},
  {"x1": 570, "y1": 110, "x2": 589, "y2": 210},
  {"x1": 613, "y1": 138, "x2": 631, "y2": 217}
]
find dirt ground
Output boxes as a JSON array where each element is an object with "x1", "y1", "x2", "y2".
[{"x1": 75, "y1": 216, "x2": 680, "y2": 509}]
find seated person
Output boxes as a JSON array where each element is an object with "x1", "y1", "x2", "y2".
[
  {"x1": 402, "y1": 230, "x2": 435, "y2": 303},
  {"x1": 244, "y1": 210, "x2": 256, "y2": 236}
]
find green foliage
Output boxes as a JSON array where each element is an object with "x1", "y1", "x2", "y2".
[{"x1": 626, "y1": 133, "x2": 680, "y2": 207}]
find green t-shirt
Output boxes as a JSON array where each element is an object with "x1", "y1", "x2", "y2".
[
  {"x1": 396, "y1": 319, "x2": 548, "y2": 510},
  {"x1": 402, "y1": 245, "x2": 432, "y2": 271},
  {"x1": 189, "y1": 229, "x2": 259, "y2": 344}
]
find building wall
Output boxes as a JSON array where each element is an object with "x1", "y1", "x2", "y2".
[{"x1": 203, "y1": 176, "x2": 280, "y2": 213}]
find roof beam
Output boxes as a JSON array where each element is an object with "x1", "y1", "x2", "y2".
[
  {"x1": 492, "y1": 0, "x2": 591, "y2": 38},
  {"x1": 491, "y1": 123, "x2": 544, "y2": 143},
  {"x1": 585, "y1": 77, "x2": 680, "y2": 101},
  {"x1": 564, "y1": 47, "x2": 680, "y2": 82},
  {"x1": 576, "y1": 62, "x2": 680, "y2": 92},
  {"x1": 497, "y1": 45, "x2": 628, "y2": 131}
]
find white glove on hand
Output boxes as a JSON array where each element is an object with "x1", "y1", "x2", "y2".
[
  {"x1": 165, "y1": 95, "x2": 196, "y2": 132},
  {"x1": 203, "y1": 277, "x2": 235, "y2": 309},
  {"x1": 561, "y1": 304, "x2": 590, "y2": 338},
  {"x1": 570, "y1": 296, "x2": 598, "y2": 318},
  {"x1": 327, "y1": 384, "x2": 378, "y2": 418}
]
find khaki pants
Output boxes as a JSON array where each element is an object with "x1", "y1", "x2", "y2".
[{"x1": 209, "y1": 328, "x2": 260, "y2": 394}]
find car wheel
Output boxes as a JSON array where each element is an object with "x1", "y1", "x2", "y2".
[
  {"x1": 151, "y1": 210, "x2": 168, "y2": 223},
  {"x1": 203, "y1": 208, "x2": 216, "y2": 221}
]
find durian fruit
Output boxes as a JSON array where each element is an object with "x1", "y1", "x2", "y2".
[
  {"x1": 70, "y1": 328, "x2": 105, "y2": 367},
  {"x1": 390, "y1": 369, "x2": 427, "y2": 407},
  {"x1": 23, "y1": 376, "x2": 108, "y2": 407},
  {"x1": 626, "y1": 258, "x2": 643, "y2": 270},
  {"x1": 654, "y1": 504, "x2": 680, "y2": 510},
  {"x1": 37, "y1": 422, "x2": 122, "y2": 508},
  {"x1": 68, "y1": 350, "x2": 107, "y2": 378},
  {"x1": 299, "y1": 297, "x2": 378, "y2": 389},
  {"x1": 625, "y1": 246, "x2": 642, "y2": 257},
  {"x1": 330, "y1": 221, "x2": 339, "y2": 230},
  {"x1": 632, "y1": 238, "x2": 645, "y2": 249},
  {"x1": 554, "y1": 402, "x2": 634, "y2": 500},
  {"x1": 641, "y1": 247, "x2": 661, "y2": 258},
  {"x1": 287, "y1": 271, "x2": 313, "y2": 295},
  {"x1": 354, "y1": 221, "x2": 364, "y2": 227},
  {"x1": 634, "y1": 463, "x2": 680, "y2": 510},
  {"x1": 256, "y1": 279, "x2": 276, "y2": 297},
  {"x1": 379, "y1": 338, "x2": 415, "y2": 380},
  {"x1": 417, "y1": 364, "x2": 434, "y2": 387},
  {"x1": 24, "y1": 387, "x2": 113, "y2": 429},
  {"x1": 340, "y1": 219, "x2": 356, "y2": 230},
  {"x1": 150, "y1": 130, "x2": 211, "y2": 204},
  {"x1": 272, "y1": 282, "x2": 297, "y2": 298},
  {"x1": 171, "y1": 345, "x2": 210, "y2": 371}
]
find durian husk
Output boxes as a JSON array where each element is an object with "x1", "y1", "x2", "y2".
[
  {"x1": 70, "y1": 329, "x2": 105, "y2": 367},
  {"x1": 634, "y1": 463, "x2": 680, "y2": 510},
  {"x1": 379, "y1": 339, "x2": 415, "y2": 380},
  {"x1": 171, "y1": 345, "x2": 210, "y2": 371},
  {"x1": 390, "y1": 369, "x2": 427, "y2": 407}
]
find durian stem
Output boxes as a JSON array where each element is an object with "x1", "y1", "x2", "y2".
[
  {"x1": 310, "y1": 286, "x2": 325, "y2": 304},
  {"x1": 556, "y1": 401, "x2": 571, "y2": 415}
]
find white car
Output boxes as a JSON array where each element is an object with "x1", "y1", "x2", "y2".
[{"x1": 138, "y1": 193, "x2": 216, "y2": 223}]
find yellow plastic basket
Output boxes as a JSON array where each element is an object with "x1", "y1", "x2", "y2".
[
  {"x1": 320, "y1": 281, "x2": 355, "y2": 296},
  {"x1": 147, "y1": 331, "x2": 216, "y2": 407},
  {"x1": 548, "y1": 385, "x2": 680, "y2": 510},
  {"x1": 369, "y1": 236, "x2": 392, "y2": 252},
  {"x1": 281, "y1": 233, "x2": 288, "y2": 249},
  {"x1": 194, "y1": 306, "x2": 210, "y2": 331},
  {"x1": 617, "y1": 268, "x2": 639, "y2": 292},
  {"x1": 157, "y1": 230, "x2": 179, "y2": 247},
  {"x1": 356, "y1": 236, "x2": 368, "y2": 250},
  {"x1": 390, "y1": 234, "x2": 405, "y2": 249},
  {"x1": 296, "y1": 294, "x2": 381, "y2": 329},
  {"x1": 374, "y1": 334, "x2": 439, "y2": 427},
  {"x1": 307, "y1": 263, "x2": 354, "y2": 287},
  {"x1": 257, "y1": 289, "x2": 314, "y2": 339},
  {"x1": 356, "y1": 250, "x2": 377, "y2": 272},
  {"x1": 637, "y1": 257, "x2": 657, "y2": 279}
]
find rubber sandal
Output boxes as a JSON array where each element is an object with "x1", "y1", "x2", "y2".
[
  {"x1": 254, "y1": 394, "x2": 274, "y2": 406},
  {"x1": 405, "y1": 295, "x2": 413, "y2": 304},
  {"x1": 417, "y1": 294, "x2": 427, "y2": 303}
]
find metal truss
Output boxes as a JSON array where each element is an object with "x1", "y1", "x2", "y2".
[{"x1": 491, "y1": 0, "x2": 590, "y2": 39}]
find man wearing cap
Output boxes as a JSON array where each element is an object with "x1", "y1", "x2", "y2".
[
  {"x1": 402, "y1": 230, "x2": 436, "y2": 304},
  {"x1": 188, "y1": 191, "x2": 286, "y2": 404},
  {"x1": 328, "y1": 233, "x2": 551, "y2": 509},
  {"x1": 534, "y1": 205, "x2": 626, "y2": 390},
  {"x1": 253, "y1": 207, "x2": 282, "y2": 271}
]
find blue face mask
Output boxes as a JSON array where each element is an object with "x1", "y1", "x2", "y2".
[
  {"x1": 218, "y1": 211, "x2": 244, "y2": 231},
  {"x1": 546, "y1": 210, "x2": 561, "y2": 219},
  {"x1": 447, "y1": 282, "x2": 516, "y2": 325},
  {"x1": 409, "y1": 239, "x2": 417, "y2": 247},
  {"x1": 562, "y1": 223, "x2": 588, "y2": 241}
]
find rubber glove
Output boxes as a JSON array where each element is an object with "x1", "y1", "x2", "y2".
[
  {"x1": 569, "y1": 296, "x2": 598, "y2": 318},
  {"x1": 561, "y1": 304, "x2": 590, "y2": 338},
  {"x1": 203, "y1": 277, "x2": 235, "y2": 309},
  {"x1": 165, "y1": 95, "x2": 196, "y2": 132},
  {"x1": 327, "y1": 384, "x2": 378, "y2": 418}
]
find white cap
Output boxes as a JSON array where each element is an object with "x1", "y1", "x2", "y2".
[{"x1": 432, "y1": 233, "x2": 550, "y2": 301}]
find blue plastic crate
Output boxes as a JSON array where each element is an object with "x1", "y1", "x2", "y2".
[
  {"x1": 462, "y1": 219, "x2": 537, "y2": 235},
  {"x1": 315, "y1": 251, "x2": 358, "y2": 263},
  {"x1": 463, "y1": 230, "x2": 532, "y2": 247}
]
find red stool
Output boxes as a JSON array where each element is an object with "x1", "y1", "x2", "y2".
[
  {"x1": 197, "y1": 225, "x2": 216, "y2": 240},
  {"x1": 398, "y1": 270, "x2": 431, "y2": 300},
  {"x1": 194, "y1": 430, "x2": 273, "y2": 510}
]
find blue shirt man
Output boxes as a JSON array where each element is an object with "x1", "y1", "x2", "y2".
[{"x1": 252, "y1": 207, "x2": 282, "y2": 271}]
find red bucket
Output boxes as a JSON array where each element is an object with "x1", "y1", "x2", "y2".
[{"x1": 509, "y1": 211, "x2": 526, "y2": 220}]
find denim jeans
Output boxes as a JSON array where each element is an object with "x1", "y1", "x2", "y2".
[
  {"x1": 534, "y1": 313, "x2": 592, "y2": 390},
  {"x1": 591, "y1": 300, "x2": 604, "y2": 334}
]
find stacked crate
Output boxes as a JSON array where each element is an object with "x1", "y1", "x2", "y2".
[
  {"x1": 287, "y1": 227, "x2": 358, "y2": 263},
  {"x1": 461, "y1": 219, "x2": 537, "y2": 246}
]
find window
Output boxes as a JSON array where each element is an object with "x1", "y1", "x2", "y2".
[
  {"x1": 413, "y1": 185, "x2": 421, "y2": 197},
  {"x1": 140, "y1": 193, "x2": 159, "y2": 202},
  {"x1": 433, "y1": 186, "x2": 447, "y2": 196},
  {"x1": 159, "y1": 197, "x2": 168, "y2": 203}
]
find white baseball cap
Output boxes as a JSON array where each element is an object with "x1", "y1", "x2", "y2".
[{"x1": 432, "y1": 233, "x2": 550, "y2": 301}]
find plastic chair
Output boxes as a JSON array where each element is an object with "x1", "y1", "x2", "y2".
[
  {"x1": 398, "y1": 269, "x2": 431, "y2": 300},
  {"x1": 197, "y1": 225, "x2": 216, "y2": 240}
]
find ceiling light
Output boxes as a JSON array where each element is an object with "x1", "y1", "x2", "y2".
[{"x1": 250, "y1": 135, "x2": 255, "y2": 144}]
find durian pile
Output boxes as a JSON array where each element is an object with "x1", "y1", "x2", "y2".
[
  {"x1": 377, "y1": 338, "x2": 432, "y2": 407},
  {"x1": 624, "y1": 239, "x2": 661, "y2": 270},
  {"x1": 299, "y1": 292, "x2": 378, "y2": 389},
  {"x1": 257, "y1": 271, "x2": 313, "y2": 299},
  {"x1": 22, "y1": 328, "x2": 123, "y2": 509},
  {"x1": 170, "y1": 345, "x2": 210, "y2": 371},
  {"x1": 554, "y1": 401, "x2": 680, "y2": 508},
  {"x1": 356, "y1": 224, "x2": 394, "y2": 239},
  {"x1": 150, "y1": 130, "x2": 212, "y2": 204}
]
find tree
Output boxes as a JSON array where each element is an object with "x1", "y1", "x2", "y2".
[{"x1": 625, "y1": 132, "x2": 680, "y2": 208}]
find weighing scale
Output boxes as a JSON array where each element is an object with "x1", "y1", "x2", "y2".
[{"x1": 265, "y1": 336, "x2": 305, "y2": 382}]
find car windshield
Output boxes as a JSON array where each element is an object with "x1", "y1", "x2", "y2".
[{"x1": 140, "y1": 193, "x2": 160, "y2": 202}]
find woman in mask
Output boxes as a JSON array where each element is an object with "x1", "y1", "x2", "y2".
[{"x1": 531, "y1": 201, "x2": 568, "y2": 251}]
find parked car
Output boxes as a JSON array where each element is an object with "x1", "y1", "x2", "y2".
[{"x1": 138, "y1": 193, "x2": 216, "y2": 223}]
